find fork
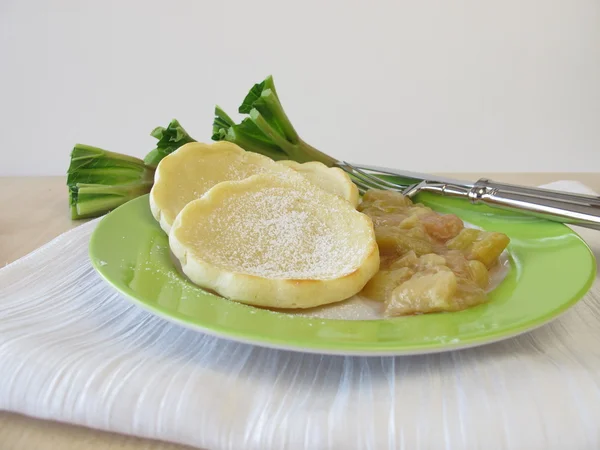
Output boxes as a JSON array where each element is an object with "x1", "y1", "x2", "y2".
[{"x1": 338, "y1": 162, "x2": 600, "y2": 231}]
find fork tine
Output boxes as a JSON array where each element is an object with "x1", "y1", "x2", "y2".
[
  {"x1": 339, "y1": 162, "x2": 404, "y2": 192},
  {"x1": 344, "y1": 173, "x2": 369, "y2": 194},
  {"x1": 340, "y1": 165, "x2": 388, "y2": 192},
  {"x1": 343, "y1": 168, "x2": 381, "y2": 191}
]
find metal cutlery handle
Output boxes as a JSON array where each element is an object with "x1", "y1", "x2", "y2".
[
  {"x1": 418, "y1": 182, "x2": 600, "y2": 231},
  {"x1": 477, "y1": 179, "x2": 600, "y2": 207}
]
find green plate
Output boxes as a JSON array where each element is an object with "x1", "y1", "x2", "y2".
[{"x1": 89, "y1": 193, "x2": 596, "y2": 356}]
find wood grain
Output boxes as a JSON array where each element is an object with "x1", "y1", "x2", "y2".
[{"x1": 0, "y1": 174, "x2": 598, "y2": 450}]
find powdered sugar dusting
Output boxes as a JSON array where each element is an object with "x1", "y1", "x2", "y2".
[
  {"x1": 181, "y1": 177, "x2": 373, "y2": 279},
  {"x1": 299, "y1": 295, "x2": 384, "y2": 320}
]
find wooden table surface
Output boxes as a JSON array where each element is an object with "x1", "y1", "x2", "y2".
[{"x1": 1, "y1": 174, "x2": 599, "y2": 450}]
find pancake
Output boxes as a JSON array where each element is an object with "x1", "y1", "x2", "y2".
[
  {"x1": 276, "y1": 160, "x2": 359, "y2": 207},
  {"x1": 169, "y1": 173, "x2": 380, "y2": 309}
]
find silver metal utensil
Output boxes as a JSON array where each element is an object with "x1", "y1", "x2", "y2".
[{"x1": 339, "y1": 162, "x2": 600, "y2": 231}]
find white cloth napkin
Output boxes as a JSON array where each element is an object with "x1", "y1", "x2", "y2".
[{"x1": 1, "y1": 181, "x2": 599, "y2": 450}]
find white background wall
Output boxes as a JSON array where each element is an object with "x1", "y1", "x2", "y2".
[{"x1": 1, "y1": 0, "x2": 599, "y2": 176}]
